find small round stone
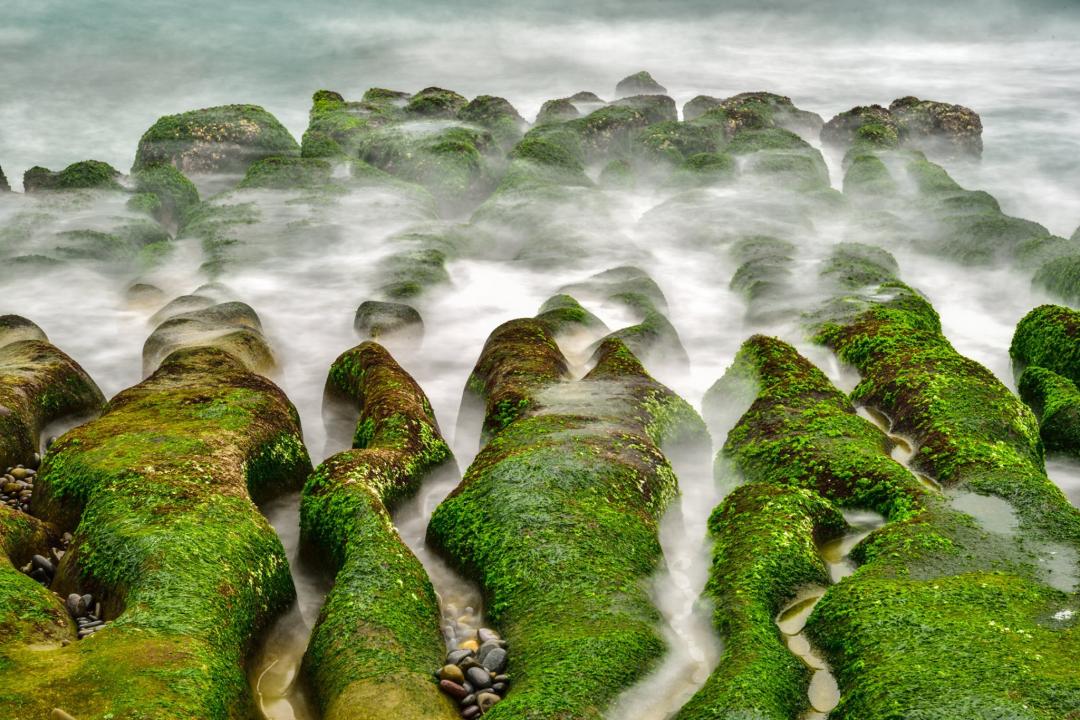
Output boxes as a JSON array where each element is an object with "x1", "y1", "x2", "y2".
[
  {"x1": 482, "y1": 647, "x2": 508, "y2": 674},
  {"x1": 439, "y1": 664, "x2": 465, "y2": 684},
  {"x1": 458, "y1": 639, "x2": 479, "y2": 652},
  {"x1": 439, "y1": 680, "x2": 469, "y2": 700},
  {"x1": 465, "y1": 666, "x2": 492, "y2": 689},
  {"x1": 446, "y1": 649, "x2": 473, "y2": 665}
]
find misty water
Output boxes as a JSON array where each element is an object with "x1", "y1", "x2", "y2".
[{"x1": 4, "y1": 2, "x2": 1080, "y2": 719}]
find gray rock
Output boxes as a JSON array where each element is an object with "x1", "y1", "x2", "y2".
[
  {"x1": 66, "y1": 593, "x2": 88, "y2": 618},
  {"x1": 353, "y1": 300, "x2": 423, "y2": 347},
  {"x1": 615, "y1": 71, "x2": 667, "y2": 98},
  {"x1": 482, "y1": 647, "x2": 508, "y2": 674},
  {"x1": 465, "y1": 666, "x2": 492, "y2": 689},
  {"x1": 446, "y1": 649, "x2": 474, "y2": 665},
  {"x1": 477, "y1": 627, "x2": 500, "y2": 644},
  {"x1": 31, "y1": 554, "x2": 53, "y2": 575},
  {"x1": 462, "y1": 706, "x2": 480, "y2": 719}
]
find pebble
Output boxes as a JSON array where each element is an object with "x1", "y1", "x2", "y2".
[
  {"x1": 482, "y1": 648, "x2": 508, "y2": 674},
  {"x1": 466, "y1": 667, "x2": 492, "y2": 689},
  {"x1": 439, "y1": 664, "x2": 465, "y2": 684},
  {"x1": 439, "y1": 680, "x2": 468, "y2": 700},
  {"x1": 446, "y1": 649, "x2": 473, "y2": 665},
  {"x1": 438, "y1": 626, "x2": 511, "y2": 709},
  {"x1": 477, "y1": 692, "x2": 500, "y2": 712},
  {"x1": 50, "y1": 710, "x2": 77, "y2": 720},
  {"x1": 31, "y1": 554, "x2": 54, "y2": 575}
]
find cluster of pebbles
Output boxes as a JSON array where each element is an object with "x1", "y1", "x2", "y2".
[
  {"x1": 65, "y1": 591, "x2": 106, "y2": 639},
  {"x1": 20, "y1": 532, "x2": 108, "y2": 641},
  {"x1": 437, "y1": 627, "x2": 510, "y2": 717},
  {"x1": 1, "y1": 462, "x2": 39, "y2": 513}
]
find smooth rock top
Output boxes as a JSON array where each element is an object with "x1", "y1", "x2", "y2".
[
  {"x1": 132, "y1": 103, "x2": 299, "y2": 174},
  {"x1": 615, "y1": 70, "x2": 667, "y2": 97},
  {"x1": 0, "y1": 315, "x2": 48, "y2": 348},
  {"x1": 23, "y1": 160, "x2": 122, "y2": 193}
]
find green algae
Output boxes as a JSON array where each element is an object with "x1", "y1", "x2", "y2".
[
  {"x1": 674, "y1": 484, "x2": 844, "y2": 720},
  {"x1": 1011, "y1": 304, "x2": 1080, "y2": 387},
  {"x1": 302, "y1": 342, "x2": 456, "y2": 720},
  {"x1": 0, "y1": 345, "x2": 311, "y2": 719},
  {"x1": 430, "y1": 317, "x2": 705, "y2": 719},
  {"x1": 0, "y1": 328, "x2": 105, "y2": 471},
  {"x1": 23, "y1": 161, "x2": 122, "y2": 193},
  {"x1": 133, "y1": 104, "x2": 299, "y2": 174},
  {"x1": 1018, "y1": 366, "x2": 1080, "y2": 458}
]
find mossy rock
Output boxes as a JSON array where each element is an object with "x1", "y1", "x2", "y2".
[
  {"x1": 0, "y1": 163, "x2": 9, "y2": 191},
  {"x1": 357, "y1": 124, "x2": 497, "y2": 212},
  {"x1": 688, "y1": 92, "x2": 824, "y2": 138},
  {"x1": 534, "y1": 294, "x2": 608, "y2": 335},
  {"x1": 1018, "y1": 365, "x2": 1080, "y2": 457},
  {"x1": 133, "y1": 104, "x2": 299, "y2": 175},
  {"x1": 430, "y1": 333, "x2": 705, "y2": 720},
  {"x1": 405, "y1": 87, "x2": 468, "y2": 118},
  {"x1": 1032, "y1": 254, "x2": 1080, "y2": 306},
  {"x1": 565, "y1": 105, "x2": 651, "y2": 160},
  {"x1": 130, "y1": 164, "x2": 200, "y2": 228},
  {"x1": 143, "y1": 301, "x2": 274, "y2": 375},
  {"x1": 703, "y1": 327, "x2": 1080, "y2": 719},
  {"x1": 460, "y1": 318, "x2": 570, "y2": 443},
  {"x1": 599, "y1": 158, "x2": 635, "y2": 188},
  {"x1": 718, "y1": 335, "x2": 925, "y2": 519},
  {"x1": 302, "y1": 343, "x2": 455, "y2": 719},
  {"x1": 842, "y1": 153, "x2": 898, "y2": 198},
  {"x1": 500, "y1": 128, "x2": 591, "y2": 191},
  {"x1": 816, "y1": 286, "x2": 1080, "y2": 546},
  {"x1": 615, "y1": 70, "x2": 667, "y2": 97},
  {"x1": 353, "y1": 301, "x2": 423, "y2": 347},
  {"x1": 23, "y1": 161, "x2": 122, "y2": 193},
  {"x1": 2, "y1": 346, "x2": 312, "y2": 719},
  {"x1": 611, "y1": 94, "x2": 678, "y2": 125},
  {"x1": 0, "y1": 319, "x2": 105, "y2": 470},
  {"x1": 634, "y1": 121, "x2": 721, "y2": 164},
  {"x1": 535, "y1": 98, "x2": 580, "y2": 124},
  {"x1": 238, "y1": 156, "x2": 335, "y2": 190},
  {"x1": 809, "y1": 571, "x2": 1079, "y2": 720},
  {"x1": 301, "y1": 90, "x2": 398, "y2": 159},
  {"x1": 821, "y1": 105, "x2": 900, "y2": 152},
  {"x1": 0, "y1": 315, "x2": 48, "y2": 346},
  {"x1": 458, "y1": 95, "x2": 526, "y2": 147},
  {"x1": 374, "y1": 248, "x2": 451, "y2": 301},
  {"x1": 675, "y1": 152, "x2": 736, "y2": 185},
  {"x1": 820, "y1": 241, "x2": 900, "y2": 289},
  {"x1": 889, "y1": 95, "x2": 983, "y2": 158},
  {"x1": 674, "y1": 484, "x2": 843, "y2": 720},
  {"x1": 1011, "y1": 304, "x2": 1080, "y2": 387}
]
